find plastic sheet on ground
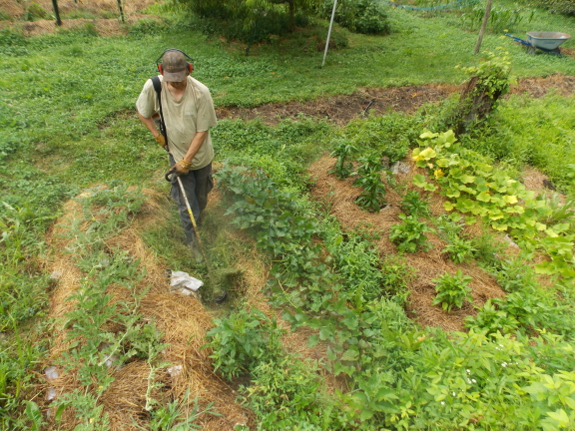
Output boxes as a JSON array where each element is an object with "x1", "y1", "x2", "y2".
[{"x1": 170, "y1": 271, "x2": 203, "y2": 295}]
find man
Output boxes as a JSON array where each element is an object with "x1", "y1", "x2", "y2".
[{"x1": 136, "y1": 49, "x2": 217, "y2": 262}]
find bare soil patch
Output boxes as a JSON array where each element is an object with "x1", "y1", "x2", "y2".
[
  {"x1": 217, "y1": 74, "x2": 575, "y2": 126},
  {"x1": 217, "y1": 84, "x2": 458, "y2": 127}
]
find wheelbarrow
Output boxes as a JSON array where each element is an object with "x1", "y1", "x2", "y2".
[{"x1": 506, "y1": 32, "x2": 571, "y2": 56}]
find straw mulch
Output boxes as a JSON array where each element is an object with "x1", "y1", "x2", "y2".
[
  {"x1": 1, "y1": 0, "x2": 156, "y2": 19},
  {"x1": 39, "y1": 187, "x2": 253, "y2": 430},
  {"x1": 2, "y1": 15, "x2": 160, "y2": 37},
  {"x1": 521, "y1": 165, "x2": 562, "y2": 201},
  {"x1": 308, "y1": 155, "x2": 509, "y2": 332}
]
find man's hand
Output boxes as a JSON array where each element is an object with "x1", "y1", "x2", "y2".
[
  {"x1": 155, "y1": 134, "x2": 167, "y2": 150},
  {"x1": 173, "y1": 159, "x2": 192, "y2": 175}
]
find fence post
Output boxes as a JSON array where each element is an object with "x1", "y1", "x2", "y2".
[
  {"x1": 52, "y1": 0, "x2": 62, "y2": 26},
  {"x1": 117, "y1": 0, "x2": 125, "y2": 23},
  {"x1": 322, "y1": 0, "x2": 338, "y2": 68},
  {"x1": 474, "y1": 0, "x2": 493, "y2": 54}
]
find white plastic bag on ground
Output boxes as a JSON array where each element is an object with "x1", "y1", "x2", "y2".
[{"x1": 170, "y1": 271, "x2": 203, "y2": 295}]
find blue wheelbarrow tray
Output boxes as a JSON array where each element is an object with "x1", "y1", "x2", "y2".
[
  {"x1": 527, "y1": 32, "x2": 571, "y2": 50},
  {"x1": 505, "y1": 32, "x2": 571, "y2": 56}
]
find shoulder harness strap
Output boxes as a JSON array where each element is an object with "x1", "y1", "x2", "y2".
[{"x1": 151, "y1": 76, "x2": 168, "y2": 145}]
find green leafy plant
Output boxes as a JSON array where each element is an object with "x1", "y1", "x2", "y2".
[
  {"x1": 241, "y1": 357, "x2": 336, "y2": 430},
  {"x1": 432, "y1": 270, "x2": 473, "y2": 312},
  {"x1": 400, "y1": 190, "x2": 431, "y2": 218},
  {"x1": 379, "y1": 254, "x2": 414, "y2": 305},
  {"x1": 389, "y1": 214, "x2": 434, "y2": 253},
  {"x1": 205, "y1": 308, "x2": 284, "y2": 380},
  {"x1": 495, "y1": 258, "x2": 537, "y2": 293},
  {"x1": 442, "y1": 236, "x2": 476, "y2": 264},
  {"x1": 464, "y1": 299, "x2": 519, "y2": 335},
  {"x1": 460, "y1": 4, "x2": 534, "y2": 32},
  {"x1": 541, "y1": 193, "x2": 575, "y2": 228},
  {"x1": 135, "y1": 392, "x2": 217, "y2": 431},
  {"x1": 354, "y1": 152, "x2": 387, "y2": 212},
  {"x1": 329, "y1": 140, "x2": 357, "y2": 180},
  {"x1": 330, "y1": 233, "x2": 385, "y2": 301}
]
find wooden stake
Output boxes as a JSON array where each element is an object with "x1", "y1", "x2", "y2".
[
  {"x1": 474, "y1": 0, "x2": 493, "y2": 54},
  {"x1": 117, "y1": 0, "x2": 125, "y2": 23},
  {"x1": 52, "y1": 0, "x2": 62, "y2": 26}
]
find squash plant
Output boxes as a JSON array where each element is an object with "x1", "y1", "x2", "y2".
[{"x1": 411, "y1": 130, "x2": 575, "y2": 281}]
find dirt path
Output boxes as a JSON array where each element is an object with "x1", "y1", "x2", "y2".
[{"x1": 216, "y1": 74, "x2": 575, "y2": 126}]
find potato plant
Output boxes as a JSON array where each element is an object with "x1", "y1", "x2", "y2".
[{"x1": 432, "y1": 269, "x2": 473, "y2": 312}]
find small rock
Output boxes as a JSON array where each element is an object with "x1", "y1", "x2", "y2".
[
  {"x1": 391, "y1": 161, "x2": 411, "y2": 175},
  {"x1": 168, "y1": 365, "x2": 182, "y2": 377},
  {"x1": 45, "y1": 366, "x2": 59, "y2": 380},
  {"x1": 46, "y1": 388, "x2": 57, "y2": 401},
  {"x1": 503, "y1": 235, "x2": 520, "y2": 249}
]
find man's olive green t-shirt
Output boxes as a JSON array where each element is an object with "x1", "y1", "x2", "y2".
[{"x1": 136, "y1": 76, "x2": 217, "y2": 170}]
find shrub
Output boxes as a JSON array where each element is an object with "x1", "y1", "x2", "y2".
[
  {"x1": 450, "y1": 50, "x2": 512, "y2": 135},
  {"x1": 317, "y1": 0, "x2": 391, "y2": 35},
  {"x1": 459, "y1": 4, "x2": 534, "y2": 32},
  {"x1": 172, "y1": 0, "x2": 314, "y2": 42},
  {"x1": 432, "y1": 270, "x2": 473, "y2": 312},
  {"x1": 25, "y1": 2, "x2": 47, "y2": 21},
  {"x1": 544, "y1": 0, "x2": 575, "y2": 15}
]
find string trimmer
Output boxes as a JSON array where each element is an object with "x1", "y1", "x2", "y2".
[{"x1": 165, "y1": 167, "x2": 238, "y2": 303}]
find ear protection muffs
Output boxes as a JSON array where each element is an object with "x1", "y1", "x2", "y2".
[{"x1": 156, "y1": 48, "x2": 194, "y2": 75}]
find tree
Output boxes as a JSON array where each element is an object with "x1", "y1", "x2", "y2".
[
  {"x1": 176, "y1": 0, "x2": 319, "y2": 38},
  {"x1": 264, "y1": 0, "x2": 317, "y2": 32}
]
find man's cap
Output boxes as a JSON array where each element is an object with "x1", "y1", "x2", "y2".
[{"x1": 162, "y1": 50, "x2": 189, "y2": 82}]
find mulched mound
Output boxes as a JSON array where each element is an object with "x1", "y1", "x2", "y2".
[
  {"x1": 308, "y1": 155, "x2": 508, "y2": 332},
  {"x1": 40, "y1": 188, "x2": 253, "y2": 431},
  {"x1": 510, "y1": 73, "x2": 575, "y2": 98}
]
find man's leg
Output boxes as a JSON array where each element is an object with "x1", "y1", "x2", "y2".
[
  {"x1": 194, "y1": 163, "x2": 214, "y2": 215},
  {"x1": 170, "y1": 163, "x2": 213, "y2": 243}
]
